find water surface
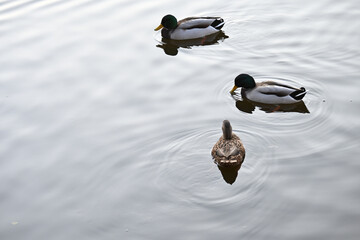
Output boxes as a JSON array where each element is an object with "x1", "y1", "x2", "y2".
[{"x1": 1, "y1": 0, "x2": 360, "y2": 239}]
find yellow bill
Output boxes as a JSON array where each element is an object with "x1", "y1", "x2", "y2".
[
  {"x1": 230, "y1": 85, "x2": 238, "y2": 94},
  {"x1": 154, "y1": 24, "x2": 164, "y2": 31}
]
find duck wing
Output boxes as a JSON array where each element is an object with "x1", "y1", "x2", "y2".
[
  {"x1": 216, "y1": 146, "x2": 240, "y2": 159},
  {"x1": 257, "y1": 81, "x2": 302, "y2": 97},
  {"x1": 178, "y1": 17, "x2": 224, "y2": 29},
  {"x1": 215, "y1": 148, "x2": 226, "y2": 157}
]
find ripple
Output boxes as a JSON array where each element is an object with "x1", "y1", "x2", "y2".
[
  {"x1": 1, "y1": 0, "x2": 359, "y2": 239},
  {"x1": 212, "y1": 71, "x2": 339, "y2": 163},
  {"x1": 144, "y1": 126, "x2": 277, "y2": 210}
]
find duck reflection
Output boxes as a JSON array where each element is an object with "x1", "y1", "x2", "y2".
[
  {"x1": 156, "y1": 31, "x2": 228, "y2": 56},
  {"x1": 217, "y1": 164, "x2": 242, "y2": 185},
  {"x1": 234, "y1": 97, "x2": 310, "y2": 114}
]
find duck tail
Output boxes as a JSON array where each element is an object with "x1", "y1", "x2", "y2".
[
  {"x1": 290, "y1": 87, "x2": 307, "y2": 100},
  {"x1": 211, "y1": 18, "x2": 225, "y2": 30}
]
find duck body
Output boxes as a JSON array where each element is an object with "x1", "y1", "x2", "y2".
[
  {"x1": 231, "y1": 74, "x2": 307, "y2": 105},
  {"x1": 212, "y1": 120, "x2": 245, "y2": 166},
  {"x1": 155, "y1": 15, "x2": 225, "y2": 40},
  {"x1": 242, "y1": 81, "x2": 307, "y2": 104}
]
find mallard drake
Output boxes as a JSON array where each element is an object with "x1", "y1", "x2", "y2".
[
  {"x1": 211, "y1": 120, "x2": 245, "y2": 166},
  {"x1": 230, "y1": 74, "x2": 307, "y2": 104},
  {"x1": 154, "y1": 14, "x2": 225, "y2": 40}
]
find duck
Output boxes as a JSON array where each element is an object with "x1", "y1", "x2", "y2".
[
  {"x1": 154, "y1": 14, "x2": 225, "y2": 40},
  {"x1": 211, "y1": 120, "x2": 245, "y2": 166},
  {"x1": 230, "y1": 73, "x2": 307, "y2": 104}
]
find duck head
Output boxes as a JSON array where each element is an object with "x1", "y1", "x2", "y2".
[
  {"x1": 230, "y1": 73, "x2": 256, "y2": 93},
  {"x1": 222, "y1": 120, "x2": 233, "y2": 140},
  {"x1": 154, "y1": 14, "x2": 178, "y2": 31}
]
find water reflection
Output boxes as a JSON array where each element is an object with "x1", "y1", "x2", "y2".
[
  {"x1": 156, "y1": 31, "x2": 228, "y2": 56},
  {"x1": 217, "y1": 164, "x2": 242, "y2": 185},
  {"x1": 234, "y1": 97, "x2": 310, "y2": 114}
]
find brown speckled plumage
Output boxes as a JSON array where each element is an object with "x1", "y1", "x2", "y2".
[{"x1": 211, "y1": 121, "x2": 245, "y2": 166}]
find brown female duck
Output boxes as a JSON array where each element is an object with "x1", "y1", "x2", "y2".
[{"x1": 211, "y1": 120, "x2": 245, "y2": 166}]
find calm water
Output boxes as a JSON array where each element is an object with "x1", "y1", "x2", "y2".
[{"x1": 1, "y1": 0, "x2": 360, "y2": 239}]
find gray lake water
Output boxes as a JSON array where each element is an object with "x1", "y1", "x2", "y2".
[{"x1": 1, "y1": 0, "x2": 360, "y2": 239}]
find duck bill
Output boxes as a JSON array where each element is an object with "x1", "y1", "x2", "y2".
[
  {"x1": 230, "y1": 86, "x2": 238, "y2": 94},
  {"x1": 154, "y1": 24, "x2": 163, "y2": 31}
]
